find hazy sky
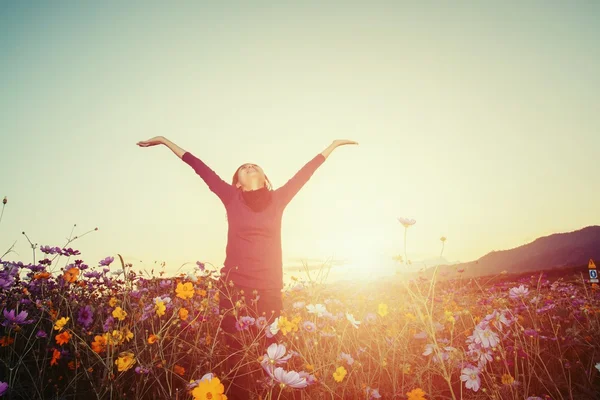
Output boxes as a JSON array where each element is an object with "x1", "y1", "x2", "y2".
[{"x1": 1, "y1": 1, "x2": 598, "y2": 283}]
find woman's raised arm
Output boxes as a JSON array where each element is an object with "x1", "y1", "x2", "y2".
[
  {"x1": 137, "y1": 136, "x2": 236, "y2": 205},
  {"x1": 275, "y1": 140, "x2": 358, "y2": 207}
]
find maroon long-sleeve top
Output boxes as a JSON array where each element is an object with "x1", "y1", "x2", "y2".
[{"x1": 182, "y1": 151, "x2": 326, "y2": 290}]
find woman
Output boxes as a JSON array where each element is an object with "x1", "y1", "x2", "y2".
[{"x1": 136, "y1": 136, "x2": 357, "y2": 398}]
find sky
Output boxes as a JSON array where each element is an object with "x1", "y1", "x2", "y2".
[{"x1": 1, "y1": 1, "x2": 599, "y2": 284}]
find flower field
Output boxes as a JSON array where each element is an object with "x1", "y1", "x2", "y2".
[{"x1": 1, "y1": 246, "x2": 600, "y2": 399}]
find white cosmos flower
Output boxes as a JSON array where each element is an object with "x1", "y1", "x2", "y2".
[
  {"x1": 306, "y1": 304, "x2": 328, "y2": 317},
  {"x1": 346, "y1": 312, "x2": 361, "y2": 329},
  {"x1": 272, "y1": 367, "x2": 308, "y2": 389},
  {"x1": 269, "y1": 317, "x2": 280, "y2": 335}
]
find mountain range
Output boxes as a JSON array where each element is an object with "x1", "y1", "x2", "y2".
[{"x1": 421, "y1": 225, "x2": 600, "y2": 278}]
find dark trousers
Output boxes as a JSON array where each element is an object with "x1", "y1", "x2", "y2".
[{"x1": 217, "y1": 279, "x2": 283, "y2": 400}]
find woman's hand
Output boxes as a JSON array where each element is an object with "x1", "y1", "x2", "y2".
[
  {"x1": 332, "y1": 139, "x2": 358, "y2": 147},
  {"x1": 136, "y1": 136, "x2": 165, "y2": 147},
  {"x1": 321, "y1": 140, "x2": 358, "y2": 159}
]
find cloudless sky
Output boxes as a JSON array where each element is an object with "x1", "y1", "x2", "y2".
[{"x1": 1, "y1": 1, "x2": 599, "y2": 284}]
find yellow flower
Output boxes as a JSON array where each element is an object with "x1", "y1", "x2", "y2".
[
  {"x1": 179, "y1": 308, "x2": 189, "y2": 321},
  {"x1": 402, "y1": 363, "x2": 411, "y2": 374},
  {"x1": 404, "y1": 312, "x2": 416, "y2": 321},
  {"x1": 444, "y1": 310, "x2": 455, "y2": 324},
  {"x1": 54, "y1": 317, "x2": 70, "y2": 331},
  {"x1": 155, "y1": 301, "x2": 166, "y2": 317},
  {"x1": 278, "y1": 315, "x2": 301, "y2": 336},
  {"x1": 109, "y1": 297, "x2": 118, "y2": 307},
  {"x1": 115, "y1": 351, "x2": 136, "y2": 372},
  {"x1": 191, "y1": 377, "x2": 228, "y2": 400},
  {"x1": 332, "y1": 366, "x2": 347, "y2": 383},
  {"x1": 501, "y1": 373, "x2": 514, "y2": 385},
  {"x1": 111, "y1": 329, "x2": 124, "y2": 344},
  {"x1": 122, "y1": 327, "x2": 134, "y2": 342},
  {"x1": 176, "y1": 282, "x2": 195, "y2": 300},
  {"x1": 406, "y1": 387, "x2": 427, "y2": 400},
  {"x1": 378, "y1": 303, "x2": 388, "y2": 317},
  {"x1": 112, "y1": 307, "x2": 127, "y2": 321}
]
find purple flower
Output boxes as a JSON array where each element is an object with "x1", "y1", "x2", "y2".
[
  {"x1": 77, "y1": 305, "x2": 94, "y2": 329},
  {"x1": 414, "y1": 331, "x2": 428, "y2": 339},
  {"x1": 36, "y1": 330, "x2": 48, "y2": 338},
  {"x1": 159, "y1": 280, "x2": 172, "y2": 289},
  {"x1": 235, "y1": 316, "x2": 255, "y2": 331},
  {"x1": 302, "y1": 321, "x2": 317, "y2": 333},
  {"x1": 298, "y1": 371, "x2": 317, "y2": 385},
  {"x1": 255, "y1": 316, "x2": 268, "y2": 330},
  {"x1": 339, "y1": 352, "x2": 354, "y2": 366},
  {"x1": 536, "y1": 303, "x2": 556, "y2": 313},
  {"x1": 524, "y1": 328, "x2": 538, "y2": 338},
  {"x1": 103, "y1": 316, "x2": 114, "y2": 332},
  {"x1": 0, "y1": 276, "x2": 15, "y2": 290},
  {"x1": 99, "y1": 256, "x2": 114, "y2": 267},
  {"x1": 196, "y1": 261, "x2": 205, "y2": 271},
  {"x1": 366, "y1": 386, "x2": 382, "y2": 399},
  {"x1": 83, "y1": 270, "x2": 102, "y2": 279},
  {"x1": 364, "y1": 313, "x2": 377, "y2": 324},
  {"x1": 0, "y1": 381, "x2": 8, "y2": 396},
  {"x1": 61, "y1": 247, "x2": 80, "y2": 256},
  {"x1": 2, "y1": 309, "x2": 33, "y2": 327},
  {"x1": 40, "y1": 245, "x2": 61, "y2": 255}
]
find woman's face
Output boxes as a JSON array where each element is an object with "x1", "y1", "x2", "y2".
[{"x1": 236, "y1": 163, "x2": 266, "y2": 189}]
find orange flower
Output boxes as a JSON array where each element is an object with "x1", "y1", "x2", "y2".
[
  {"x1": 92, "y1": 335, "x2": 108, "y2": 353},
  {"x1": 406, "y1": 388, "x2": 427, "y2": 400},
  {"x1": 55, "y1": 331, "x2": 72, "y2": 345},
  {"x1": 50, "y1": 348, "x2": 61, "y2": 366},
  {"x1": 68, "y1": 360, "x2": 81, "y2": 370},
  {"x1": 0, "y1": 336, "x2": 15, "y2": 347},
  {"x1": 34, "y1": 271, "x2": 51, "y2": 280},
  {"x1": 63, "y1": 267, "x2": 80, "y2": 283},
  {"x1": 173, "y1": 364, "x2": 185, "y2": 376},
  {"x1": 178, "y1": 308, "x2": 189, "y2": 321},
  {"x1": 147, "y1": 334, "x2": 158, "y2": 344}
]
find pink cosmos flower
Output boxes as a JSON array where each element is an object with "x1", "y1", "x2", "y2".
[
  {"x1": 509, "y1": 285, "x2": 529, "y2": 299},
  {"x1": 460, "y1": 365, "x2": 481, "y2": 392},
  {"x1": 261, "y1": 343, "x2": 293, "y2": 375}
]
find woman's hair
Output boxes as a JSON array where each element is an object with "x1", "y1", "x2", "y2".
[{"x1": 232, "y1": 164, "x2": 273, "y2": 190}]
